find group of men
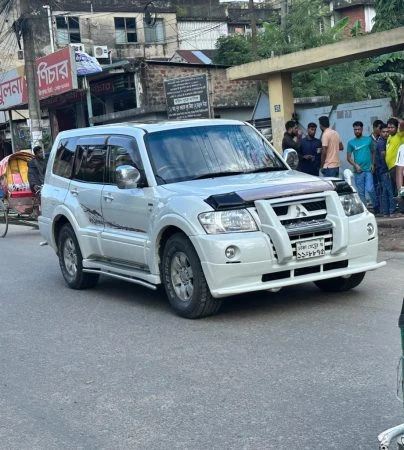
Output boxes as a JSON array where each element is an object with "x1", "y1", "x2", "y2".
[{"x1": 282, "y1": 116, "x2": 404, "y2": 218}]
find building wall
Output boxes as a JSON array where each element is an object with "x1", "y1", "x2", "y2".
[
  {"x1": 52, "y1": 11, "x2": 179, "y2": 60},
  {"x1": 141, "y1": 63, "x2": 257, "y2": 112},
  {"x1": 177, "y1": 21, "x2": 227, "y2": 50}
]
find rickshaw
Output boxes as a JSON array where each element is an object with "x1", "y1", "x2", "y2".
[{"x1": 0, "y1": 151, "x2": 41, "y2": 237}]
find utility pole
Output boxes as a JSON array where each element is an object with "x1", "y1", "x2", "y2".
[
  {"x1": 20, "y1": 0, "x2": 42, "y2": 148},
  {"x1": 281, "y1": 0, "x2": 288, "y2": 30},
  {"x1": 248, "y1": 0, "x2": 258, "y2": 60}
]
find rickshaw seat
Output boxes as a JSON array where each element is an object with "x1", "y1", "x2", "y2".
[{"x1": 9, "y1": 189, "x2": 33, "y2": 198}]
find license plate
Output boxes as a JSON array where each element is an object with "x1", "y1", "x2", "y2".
[{"x1": 296, "y1": 238, "x2": 325, "y2": 260}]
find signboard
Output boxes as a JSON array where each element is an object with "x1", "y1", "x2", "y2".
[
  {"x1": 0, "y1": 66, "x2": 28, "y2": 109},
  {"x1": 164, "y1": 74, "x2": 210, "y2": 120},
  {"x1": 37, "y1": 47, "x2": 78, "y2": 100},
  {"x1": 0, "y1": 47, "x2": 78, "y2": 110}
]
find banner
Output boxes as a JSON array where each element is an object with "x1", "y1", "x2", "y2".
[{"x1": 75, "y1": 51, "x2": 103, "y2": 76}]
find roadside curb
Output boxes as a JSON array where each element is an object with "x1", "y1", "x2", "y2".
[{"x1": 376, "y1": 217, "x2": 404, "y2": 229}]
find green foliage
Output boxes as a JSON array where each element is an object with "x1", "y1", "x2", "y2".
[
  {"x1": 213, "y1": 0, "x2": 403, "y2": 108},
  {"x1": 372, "y1": 0, "x2": 404, "y2": 32},
  {"x1": 213, "y1": 35, "x2": 253, "y2": 65},
  {"x1": 365, "y1": 52, "x2": 404, "y2": 114}
]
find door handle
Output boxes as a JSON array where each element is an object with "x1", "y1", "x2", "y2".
[
  {"x1": 70, "y1": 188, "x2": 79, "y2": 196},
  {"x1": 103, "y1": 193, "x2": 114, "y2": 202}
]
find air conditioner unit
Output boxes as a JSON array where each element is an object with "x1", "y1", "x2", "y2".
[
  {"x1": 69, "y1": 43, "x2": 85, "y2": 53},
  {"x1": 93, "y1": 45, "x2": 109, "y2": 58}
]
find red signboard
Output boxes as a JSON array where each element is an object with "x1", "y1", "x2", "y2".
[
  {"x1": 0, "y1": 66, "x2": 28, "y2": 109},
  {"x1": 36, "y1": 47, "x2": 78, "y2": 100},
  {"x1": 0, "y1": 47, "x2": 78, "y2": 110}
]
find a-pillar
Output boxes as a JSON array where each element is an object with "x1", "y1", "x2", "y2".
[{"x1": 267, "y1": 72, "x2": 294, "y2": 153}]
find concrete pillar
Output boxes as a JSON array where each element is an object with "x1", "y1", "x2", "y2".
[{"x1": 267, "y1": 72, "x2": 294, "y2": 153}]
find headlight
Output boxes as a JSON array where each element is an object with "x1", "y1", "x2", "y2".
[
  {"x1": 340, "y1": 193, "x2": 365, "y2": 216},
  {"x1": 198, "y1": 209, "x2": 258, "y2": 234}
]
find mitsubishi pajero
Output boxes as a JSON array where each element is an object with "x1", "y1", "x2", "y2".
[{"x1": 39, "y1": 119, "x2": 385, "y2": 318}]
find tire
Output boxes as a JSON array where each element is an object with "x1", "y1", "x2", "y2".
[
  {"x1": 162, "y1": 233, "x2": 222, "y2": 319},
  {"x1": 0, "y1": 200, "x2": 8, "y2": 238},
  {"x1": 314, "y1": 272, "x2": 366, "y2": 292},
  {"x1": 57, "y1": 223, "x2": 99, "y2": 289}
]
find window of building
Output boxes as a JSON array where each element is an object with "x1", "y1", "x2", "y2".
[
  {"x1": 114, "y1": 17, "x2": 137, "y2": 44},
  {"x1": 56, "y1": 16, "x2": 81, "y2": 44},
  {"x1": 144, "y1": 19, "x2": 165, "y2": 43}
]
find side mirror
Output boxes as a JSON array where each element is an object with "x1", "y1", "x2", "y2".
[
  {"x1": 343, "y1": 168, "x2": 354, "y2": 186},
  {"x1": 283, "y1": 148, "x2": 299, "y2": 170},
  {"x1": 116, "y1": 165, "x2": 141, "y2": 189}
]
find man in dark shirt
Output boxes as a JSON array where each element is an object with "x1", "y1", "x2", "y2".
[
  {"x1": 281, "y1": 120, "x2": 301, "y2": 152},
  {"x1": 28, "y1": 146, "x2": 46, "y2": 192},
  {"x1": 0, "y1": 134, "x2": 12, "y2": 160},
  {"x1": 298, "y1": 122, "x2": 322, "y2": 176},
  {"x1": 375, "y1": 123, "x2": 396, "y2": 217}
]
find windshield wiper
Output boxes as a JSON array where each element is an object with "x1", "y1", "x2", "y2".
[{"x1": 192, "y1": 171, "x2": 245, "y2": 180}]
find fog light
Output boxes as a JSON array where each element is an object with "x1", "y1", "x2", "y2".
[
  {"x1": 367, "y1": 223, "x2": 374, "y2": 235},
  {"x1": 225, "y1": 246, "x2": 237, "y2": 259}
]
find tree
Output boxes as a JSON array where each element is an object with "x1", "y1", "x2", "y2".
[
  {"x1": 365, "y1": 52, "x2": 404, "y2": 115},
  {"x1": 372, "y1": 0, "x2": 404, "y2": 32},
  {"x1": 213, "y1": 0, "x2": 403, "y2": 107},
  {"x1": 213, "y1": 35, "x2": 253, "y2": 65}
]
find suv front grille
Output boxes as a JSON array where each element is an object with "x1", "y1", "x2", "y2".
[{"x1": 262, "y1": 197, "x2": 334, "y2": 261}]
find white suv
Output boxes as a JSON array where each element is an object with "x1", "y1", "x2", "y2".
[{"x1": 39, "y1": 119, "x2": 384, "y2": 318}]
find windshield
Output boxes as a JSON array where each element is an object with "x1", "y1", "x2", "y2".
[{"x1": 145, "y1": 124, "x2": 286, "y2": 184}]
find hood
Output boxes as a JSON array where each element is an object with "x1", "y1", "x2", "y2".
[{"x1": 160, "y1": 170, "x2": 337, "y2": 204}]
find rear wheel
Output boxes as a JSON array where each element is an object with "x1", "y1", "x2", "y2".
[
  {"x1": 314, "y1": 272, "x2": 366, "y2": 292},
  {"x1": 0, "y1": 200, "x2": 8, "y2": 238},
  {"x1": 58, "y1": 223, "x2": 99, "y2": 289},
  {"x1": 162, "y1": 233, "x2": 222, "y2": 319}
]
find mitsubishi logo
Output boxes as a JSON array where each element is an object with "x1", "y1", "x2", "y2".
[{"x1": 294, "y1": 205, "x2": 308, "y2": 218}]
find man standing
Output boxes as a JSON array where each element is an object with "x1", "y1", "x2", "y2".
[
  {"x1": 318, "y1": 116, "x2": 343, "y2": 177},
  {"x1": 281, "y1": 120, "x2": 301, "y2": 152},
  {"x1": 386, "y1": 117, "x2": 404, "y2": 196},
  {"x1": 347, "y1": 121, "x2": 379, "y2": 212},
  {"x1": 28, "y1": 146, "x2": 46, "y2": 193},
  {"x1": 375, "y1": 123, "x2": 397, "y2": 217},
  {"x1": 371, "y1": 119, "x2": 383, "y2": 145},
  {"x1": 298, "y1": 122, "x2": 322, "y2": 176}
]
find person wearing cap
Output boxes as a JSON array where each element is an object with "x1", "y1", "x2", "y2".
[
  {"x1": 28, "y1": 145, "x2": 46, "y2": 193},
  {"x1": 297, "y1": 122, "x2": 322, "y2": 176}
]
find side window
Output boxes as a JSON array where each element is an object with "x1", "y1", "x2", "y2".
[
  {"x1": 72, "y1": 136, "x2": 108, "y2": 183},
  {"x1": 107, "y1": 135, "x2": 144, "y2": 185},
  {"x1": 52, "y1": 138, "x2": 77, "y2": 178}
]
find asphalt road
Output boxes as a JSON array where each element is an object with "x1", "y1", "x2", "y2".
[{"x1": 1, "y1": 224, "x2": 403, "y2": 450}]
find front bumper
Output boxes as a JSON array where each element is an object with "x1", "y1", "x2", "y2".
[{"x1": 191, "y1": 210, "x2": 384, "y2": 298}]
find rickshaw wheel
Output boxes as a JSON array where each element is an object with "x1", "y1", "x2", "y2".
[
  {"x1": 58, "y1": 223, "x2": 99, "y2": 289},
  {"x1": 0, "y1": 200, "x2": 8, "y2": 238}
]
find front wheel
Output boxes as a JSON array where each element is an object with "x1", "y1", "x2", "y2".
[
  {"x1": 57, "y1": 223, "x2": 99, "y2": 289},
  {"x1": 314, "y1": 272, "x2": 366, "y2": 292},
  {"x1": 162, "y1": 233, "x2": 222, "y2": 319},
  {"x1": 0, "y1": 200, "x2": 8, "y2": 237}
]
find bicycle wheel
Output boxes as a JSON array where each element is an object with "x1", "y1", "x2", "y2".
[{"x1": 0, "y1": 199, "x2": 8, "y2": 237}]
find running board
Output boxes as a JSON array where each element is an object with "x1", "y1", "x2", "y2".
[{"x1": 82, "y1": 259, "x2": 160, "y2": 290}]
